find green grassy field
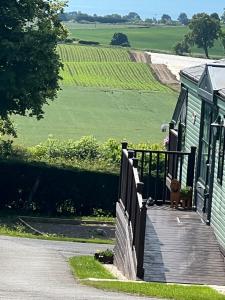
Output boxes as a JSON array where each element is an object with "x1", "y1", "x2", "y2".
[
  {"x1": 13, "y1": 86, "x2": 177, "y2": 146},
  {"x1": 58, "y1": 44, "x2": 131, "y2": 62},
  {"x1": 61, "y1": 62, "x2": 169, "y2": 90},
  {"x1": 13, "y1": 42, "x2": 177, "y2": 146},
  {"x1": 66, "y1": 23, "x2": 225, "y2": 57},
  {"x1": 59, "y1": 45, "x2": 169, "y2": 90}
]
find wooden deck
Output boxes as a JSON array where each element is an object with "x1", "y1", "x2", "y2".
[{"x1": 143, "y1": 205, "x2": 225, "y2": 285}]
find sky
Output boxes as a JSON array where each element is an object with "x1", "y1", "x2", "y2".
[{"x1": 66, "y1": 0, "x2": 224, "y2": 19}]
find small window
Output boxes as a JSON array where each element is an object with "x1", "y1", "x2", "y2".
[{"x1": 217, "y1": 119, "x2": 225, "y2": 185}]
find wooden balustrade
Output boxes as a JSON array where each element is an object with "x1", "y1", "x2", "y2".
[{"x1": 118, "y1": 143, "x2": 147, "y2": 279}]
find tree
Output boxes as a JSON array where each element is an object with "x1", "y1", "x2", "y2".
[
  {"x1": 125, "y1": 12, "x2": 141, "y2": 21},
  {"x1": 221, "y1": 9, "x2": 225, "y2": 23},
  {"x1": 110, "y1": 33, "x2": 130, "y2": 47},
  {"x1": 178, "y1": 13, "x2": 189, "y2": 25},
  {"x1": 173, "y1": 33, "x2": 193, "y2": 55},
  {"x1": 161, "y1": 14, "x2": 172, "y2": 24},
  {"x1": 189, "y1": 13, "x2": 221, "y2": 58},
  {"x1": 220, "y1": 32, "x2": 225, "y2": 52},
  {"x1": 0, "y1": 0, "x2": 67, "y2": 136},
  {"x1": 211, "y1": 13, "x2": 220, "y2": 22},
  {"x1": 145, "y1": 18, "x2": 153, "y2": 24}
]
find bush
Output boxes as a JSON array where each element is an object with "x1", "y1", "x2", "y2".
[
  {"x1": 110, "y1": 33, "x2": 130, "y2": 47},
  {"x1": 78, "y1": 40, "x2": 100, "y2": 45},
  {"x1": 100, "y1": 139, "x2": 121, "y2": 163},
  {"x1": 173, "y1": 41, "x2": 188, "y2": 55},
  {"x1": 28, "y1": 136, "x2": 100, "y2": 161},
  {"x1": 94, "y1": 249, "x2": 114, "y2": 264},
  {"x1": 0, "y1": 139, "x2": 13, "y2": 158}
]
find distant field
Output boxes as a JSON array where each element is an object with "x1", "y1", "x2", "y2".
[
  {"x1": 61, "y1": 62, "x2": 169, "y2": 90},
  {"x1": 13, "y1": 42, "x2": 177, "y2": 146},
  {"x1": 13, "y1": 86, "x2": 177, "y2": 146},
  {"x1": 58, "y1": 44, "x2": 131, "y2": 62},
  {"x1": 66, "y1": 23, "x2": 225, "y2": 57},
  {"x1": 59, "y1": 45, "x2": 169, "y2": 91}
]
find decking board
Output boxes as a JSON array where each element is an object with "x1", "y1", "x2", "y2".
[{"x1": 143, "y1": 206, "x2": 225, "y2": 285}]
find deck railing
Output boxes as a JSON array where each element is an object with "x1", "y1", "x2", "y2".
[
  {"x1": 118, "y1": 142, "x2": 147, "y2": 279},
  {"x1": 133, "y1": 147, "x2": 196, "y2": 203},
  {"x1": 117, "y1": 142, "x2": 196, "y2": 279}
]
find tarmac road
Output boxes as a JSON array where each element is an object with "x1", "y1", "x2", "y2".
[{"x1": 0, "y1": 236, "x2": 157, "y2": 300}]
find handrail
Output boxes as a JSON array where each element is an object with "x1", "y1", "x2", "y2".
[{"x1": 130, "y1": 149, "x2": 191, "y2": 155}]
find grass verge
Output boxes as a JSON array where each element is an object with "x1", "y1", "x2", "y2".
[
  {"x1": 84, "y1": 281, "x2": 225, "y2": 300},
  {"x1": 69, "y1": 256, "x2": 115, "y2": 279},
  {"x1": 0, "y1": 226, "x2": 114, "y2": 244},
  {"x1": 70, "y1": 255, "x2": 225, "y2": 300}
]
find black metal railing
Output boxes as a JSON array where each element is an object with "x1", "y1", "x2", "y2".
[{"x1": 133, "y1": 147, "x2": 196, "y2": 203}]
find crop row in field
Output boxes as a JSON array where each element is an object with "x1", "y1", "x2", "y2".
[
  {"x1": 58, "y1": 44, "x2": 131, "y2": 62},
  {"x1": 61, "y1": 62, "x2": 170, "y2": 91}
]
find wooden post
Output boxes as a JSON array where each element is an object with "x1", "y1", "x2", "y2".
[
  {"x1": 118, "y1": 142, "x2": 129, "y2": 207},
  {"x1": 136, "y1": 199, "x2": 147, "y2": 279},
  {"x1": 124, "y1": 151, "x2": 134, "y2": 212},
  {"x1": 186, "y1": 146, "x2": 196, "y2": 187},
  {"x1": 122, "y1": 141, "x2": 128, "y2": 150}
]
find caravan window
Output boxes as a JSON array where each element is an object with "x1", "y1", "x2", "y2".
[{"x1": 217, "y1": 118, "x2": 225, "y2": 185}]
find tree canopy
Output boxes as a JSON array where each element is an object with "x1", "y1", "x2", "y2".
[
  {"x1": 0, "y1": 0, "x2": 67, "y2": 136},
  {"x1": 189, "y1": 13, "x2": 221, "y2": 58},
  {"x1": 161, "y1": 14, "x2": 172, "y2": 24},
  {"x1": 178, "y1": 13, "x2": 189, "y2": 25},
  {"x1": 110, "y1": 33, "x2": 130, "y2": 47}
]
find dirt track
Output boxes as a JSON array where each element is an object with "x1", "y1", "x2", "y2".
[
  {"x1": 147, "y1": 52, "x2": 214, "y2": 80},
  {"x1": 130, "y1": 50, "x2": 180, "y2": 91}
]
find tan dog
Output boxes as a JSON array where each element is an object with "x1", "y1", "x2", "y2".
[{"x1": 170, "y1": 179, "x2": 181, "y2": 209}]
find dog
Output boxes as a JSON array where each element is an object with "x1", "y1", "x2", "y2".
[{"x1": 170, "y1": 179, "x2": 181, "y2": 209}]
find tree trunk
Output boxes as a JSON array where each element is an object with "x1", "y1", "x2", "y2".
[{"x1": 203, "y1": 45, "x2": 209, "y2": 58}]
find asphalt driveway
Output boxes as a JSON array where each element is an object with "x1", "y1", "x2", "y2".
[{"x1": 0, "y1": 236, "x2": 156, "y2": 300}]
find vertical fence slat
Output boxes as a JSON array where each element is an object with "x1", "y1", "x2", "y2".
[{"x1": 163, "y1": 153, "x2": 168, "y2": 203}]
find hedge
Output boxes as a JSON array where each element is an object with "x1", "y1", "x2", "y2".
[{"x1": 0, "y1": 160, "x2": 118, "y2": 216}]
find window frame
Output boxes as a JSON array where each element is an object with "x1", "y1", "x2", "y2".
[{"x1": 217, "y1": 116, "x2": 225, "y2": 185}]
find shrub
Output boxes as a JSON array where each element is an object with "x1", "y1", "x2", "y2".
[
  {"x1": 94, "y1": 249, "x2": 114, "y2": 264},
  {"x1": 78, "y1": 40, "x2": 99, "y2": 45},
  {"x1": 110, "y1": 33, "x2": 130, "y2": 47},
  {"x1": 100, "y1": 139, "x2": 121, "y2": 163},
  {"x1": 75, "y1": 136, "x2": 100, "y2": 160},
  {"x1": 0, "y1": 139, "x2": 13, "y2": 158},
  {"x1": 28, "y1": 136, "x2": 100, "y2": 161}
]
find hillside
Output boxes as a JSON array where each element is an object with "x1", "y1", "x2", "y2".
[{"x1": 13, "y1": 44, "x2": 177, "y2": 145}]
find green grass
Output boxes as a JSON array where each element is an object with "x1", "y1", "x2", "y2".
[
  {"x1": 61, "y1": 62, "x2": 169, "y2": 90},
  {"x1": 84, "y1": 281, "x2": 225, "y2": 300},
  {"x1": 67, "y1": 24, "x2": 225, "y2": 57},
  {"x1": 13, "y1": 86, "x2": 177, "y2": 146},
  {"x1": 69, "y1": 256, "x2": 115, "y2": 279},
  {"x1": 58, "y1": 44, "x2": 131, "y2": 62},
  {"x1": 70, "y1": 254, "x2": 225, "y2": 300}
]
